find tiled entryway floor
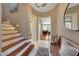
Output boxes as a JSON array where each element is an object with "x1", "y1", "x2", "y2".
[{"x1": 29, "y1": 40, "x2": 52, "y2": 56}]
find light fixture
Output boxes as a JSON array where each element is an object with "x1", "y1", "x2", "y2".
[
  {"x1": 35, "y1": 3, "x2": 46, "y2": 8},
  {"x1": 16, "y1": 24, "x2": 19, "y2": 27}
]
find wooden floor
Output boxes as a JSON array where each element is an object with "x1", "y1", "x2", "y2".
[
  {"x1": 50, "y1": 38, "x2": 61, "y2": 56},
  {"x1": 50, "y1": 44, "x2": 60, "y2": 56},
  {"x1": 40, "y1": 33, "x2": 49, "y2": 40}
]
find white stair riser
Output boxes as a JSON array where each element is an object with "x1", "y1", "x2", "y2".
[
  {"x1": 2, "y1": 26, "x2": 14, "y2": 28},
  {"x1": 2, "y1": 30, "x2": 18, "y2": 35},
  {"x1": 3, "y1": 21, "x2": 10, "y2": 24},
  {"x1": 2, "y1": 33, "x2": 21, "y2": 40},
  {"x1": 2, "y1": 27, "x2": 15, "y2": 30},
  {"x1": 2, "y1": 24, "x2": 12, "y2": 27},
  {"x1": 3, "y1": 23, "x2": 10, "y2": 25},
  {"x1": 2, "y1": 37, "x2": 24, "y2": 47}
]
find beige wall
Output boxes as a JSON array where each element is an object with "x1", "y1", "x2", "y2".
[
  {"x1": 31, "y1": 14, "x2": 38, "y2": 41},
  {"x1": 2, "y1": 3, "x2": 20, "y2": 27},
  {"x1": 0, "y1": 3, "x2": 2, "y2": 55},
  {"x1": 18, "y1": 4, "x2": 31, "y2": 39},
  {"x1": 32, "y1": 3, "x2": 79, "y2": 45},
  {"x1": 2, "y1": 3, "x2": 31, "y2": 39},
  {"x1": 32, "y1": 5, "x2": 58, "y2": 37},
  {"x1": 57, "y1": 3, "x2": 79, "y2": 45}
]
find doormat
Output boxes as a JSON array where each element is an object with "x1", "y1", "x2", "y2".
[{"x1": 35, "y1": 47, "x2": 49, "y2": 56}]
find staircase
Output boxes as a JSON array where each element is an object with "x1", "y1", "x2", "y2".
[{"x1": 1, "y1": 21, "x2": 34, "y2": 56}]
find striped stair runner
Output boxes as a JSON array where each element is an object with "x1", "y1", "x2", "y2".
[
  {"x1": 7, "y1": 41, "x2": 31, "y2": 56},
  {"x1": 1, "y1": 21, "x2": 34, "y2": 56},
  {"x1": 2, "y1": 39, "x2": 26, "y2": 52},
  {"x1": 21, "y1": 44, "x2": 34, "y2": 56}
]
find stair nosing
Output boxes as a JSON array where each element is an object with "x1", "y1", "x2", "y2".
[
  {"x1": 2, "y1": 39, "x2": 26, "y2": 52},
  {"x1": 2, "y1": 33, "x2": 18, "y2": 36},
  {"x1": 2, "y1": 35, "x2": 22, "y2": 42},
  {"x1": 2, "y1": 37, "x2": 24, "y2": 47}
]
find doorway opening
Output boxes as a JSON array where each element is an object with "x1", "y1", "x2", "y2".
[{"x1": 38, "y1": 16, "x2": 51, "y2": 41}]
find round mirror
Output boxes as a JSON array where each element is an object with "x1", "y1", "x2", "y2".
[{"x1": 64, "y1": 3, "x2": 79, "y2": 31}]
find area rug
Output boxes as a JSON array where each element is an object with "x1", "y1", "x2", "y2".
[{"x1": 35, "y1": 47, "x2": 49, "y2": 56}]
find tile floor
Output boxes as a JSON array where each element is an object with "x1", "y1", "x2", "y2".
[{"x1": 29, "y1": 40, "x2": 52, "y2": 56}]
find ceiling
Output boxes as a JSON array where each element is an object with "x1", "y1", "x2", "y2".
[{"x1": 31, "y1": 3, "x2": 57, "y2": 12}]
